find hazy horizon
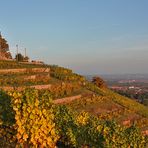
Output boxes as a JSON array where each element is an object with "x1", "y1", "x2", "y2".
[{"x1": 1, "y1": 0, "x2": 148, "y2": 75}]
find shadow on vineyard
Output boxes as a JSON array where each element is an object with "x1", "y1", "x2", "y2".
[
  {"x1": 0, "y1": 90, "x2": 16, "y2": 147},
  {"x1": 0, "y1": 90, "x2": 15, "y2": 125}
]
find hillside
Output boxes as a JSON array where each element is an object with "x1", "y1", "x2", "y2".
[{"x1": 0, "y1": 60, "x2": 148, "y2": 147}]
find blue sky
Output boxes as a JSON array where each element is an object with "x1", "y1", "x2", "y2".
[{"x1": 0, "y1": 0, "x2": 148, "y2": 74}]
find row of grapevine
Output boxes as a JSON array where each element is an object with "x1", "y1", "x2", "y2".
[
  {"x1": 50, "y1": 65, "x2": 107, "y2": 98},
  {"x1": 50, "y1": 65, "x2": 85, "y2": 82},
  {"x1": 49, "y1": 82, "x2": 81, "y2": 99},
  {"x1": 55, "y1": 105, "x2": 147, "y2": 147},
  {"x1": 0, "y1": 89, "x2": 147, "y2": 147},
  {"x1": 67, "y1": 93, "x2": 148, "y2": 129},
  {"x1": 0, "y1": 75, "x2": 50, "y2": 86},
  {"x1": 106, "y1": 89, "x2": 148, "y2": 117},
  {"x1": 84, "y1": 81, "x2": 105, "y2": 96}
]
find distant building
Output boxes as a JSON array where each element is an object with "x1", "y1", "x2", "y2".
[{"x1": 31, "y1": 60, "x2": 44, "y2": 65}]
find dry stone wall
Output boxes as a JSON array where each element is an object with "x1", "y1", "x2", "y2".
[
  {"x1": 0, "y1": 68, "x2": 50, "y2": 74},
  {"x1": 0, "y1": 84, "x2": 51, "y2": 91},
  {"x1": 23, "y1": 74, "x2": 50, "y2": 81},
  {"x1": 54, "y1": 95, "x2": 82, "y2": 104}
]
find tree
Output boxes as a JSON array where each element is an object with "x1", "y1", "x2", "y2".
[
  {"x1": 15, "y1": 54, "x2": 29, "y2": 62},
  {"x1": 23, "y1": 56, "x2": 29, "y2": 62},
  {"x1": 92, "y1": 76, "x2": 107, "y2": 88},
  {"x1": 0, "y1": 33, "x2": 12, "y2": 59},
  {"x1": 5, "y1": 51, "x2": 12, "y2": 59},
  {"x1": 15, "y1": 53, "x2": 24, "y2": 62}
]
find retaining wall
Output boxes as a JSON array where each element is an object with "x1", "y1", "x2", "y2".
[
  {"x1": 0, "y1": 84, "x2": 51, "y2": 91},
  {"x1": 0, "y1": 68, "x2": 50, "y2": 74},
  {"x1": 23, "y1": 74, "x2": 50, "y2": 80},
  {"x1": 54, "y1": 95, "x2": 82, "y2": 104}
]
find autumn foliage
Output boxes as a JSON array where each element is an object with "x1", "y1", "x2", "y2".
[
  {"x1": 0, "y1": 34, "x2": 12, "y2": 59},
  {"x1": 0, "y1": 89, "x2": 147, "y2": 147},
  {"x1": 92, "y1": 76, "x2": 107, "y2": 88}
]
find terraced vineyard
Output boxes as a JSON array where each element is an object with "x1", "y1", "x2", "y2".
[
  {"x1": 0, "y1": 60, "x2": 46, "y2": 69},
  {"x1": 0, "y1": 60, "x2": 148, "y2": 147}
]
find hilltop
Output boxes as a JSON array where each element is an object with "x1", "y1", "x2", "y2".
[{"x1": 0, "y1": 60, "x2": 148, "y2": 147}]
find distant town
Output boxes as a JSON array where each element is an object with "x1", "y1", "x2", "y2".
[{"x1": 86, "y1": 74, "x2": 148, "y2": 106}]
